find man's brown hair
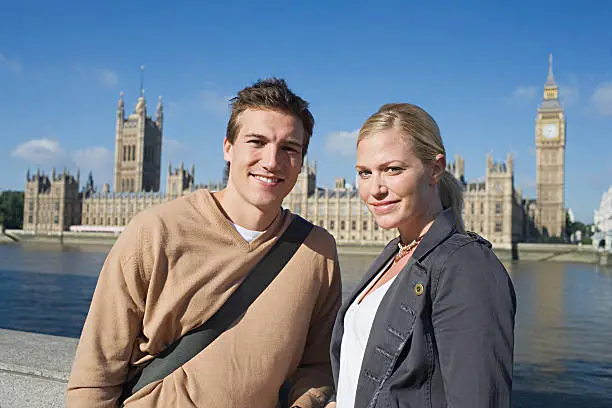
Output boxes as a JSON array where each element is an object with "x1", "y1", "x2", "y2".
[{"x1": 226, "y1": 77, "x2": 315, "y2": 157}]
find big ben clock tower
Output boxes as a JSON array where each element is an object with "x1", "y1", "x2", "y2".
[{"x1": 535, "y1": 54, "x2": 566, "y2": 238}]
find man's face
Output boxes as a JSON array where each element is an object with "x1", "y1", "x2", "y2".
[{"x1": 223, "y1": 109, "x2": 305, "y2": 214}]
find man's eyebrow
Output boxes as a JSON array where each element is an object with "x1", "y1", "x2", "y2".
[
  {"x1": 243, "y1": 133, "x2": 268, "y2": 139},
  {"x1": 282, "y1": 139, "x2": 304, "y2": 149},
  {"x1": 243, "y1": 133, "x2": 303, "y2": 148}
]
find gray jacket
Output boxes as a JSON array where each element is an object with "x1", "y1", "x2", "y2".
[{"x1": 330, "y1": 209, "x2": 516, "y2": 408}]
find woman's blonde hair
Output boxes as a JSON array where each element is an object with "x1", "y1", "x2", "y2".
[{"x1": 357, "y1": 103, "x2": 465, "y2": 232}]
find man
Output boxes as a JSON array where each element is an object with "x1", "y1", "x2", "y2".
[{"x1": 67, "y1": 78, "x2": 342, "y2": 407}]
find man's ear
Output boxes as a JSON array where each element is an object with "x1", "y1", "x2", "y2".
[
  {"x1": 223, "y1": 137, "x2": 232, "y2": 162},
  {"x1": 431, "y1": 153, "x2": 446, "y2": 184}
]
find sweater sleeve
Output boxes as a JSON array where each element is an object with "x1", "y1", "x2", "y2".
[
  {"x1": 66, "y1": 216, "x2": 151, "y2": 408},
  {"x1": 289, "y1": 252, "x2": 342, "y2": 408}
]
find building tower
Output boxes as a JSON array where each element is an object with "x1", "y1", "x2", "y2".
[
  {"x1": 113, "y1": 67, "x2": 163, "y2": 193},
  {"x1": 23, "y1": 168, "x2": 81, "y2": 233},
  {"x1": 283, "y1": 156, "x2": 317, "y2": 214},
  {"x1": 166, "y1": 161, "x2": 195, "y2": 199},
  {"x1": 535, "y1": 54, "x2": 566, "y2": 238}
]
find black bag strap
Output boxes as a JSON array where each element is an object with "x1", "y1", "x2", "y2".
[{"x1": 120, "y1": 215, "x2": 313, "y2": 403}]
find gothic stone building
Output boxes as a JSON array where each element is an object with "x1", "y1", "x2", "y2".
[
  {"x1": 23, "y1": 55, "x2": 565, "y2": 243},
  {"x1": 22, "y1": 92, "x2": 526, "y2": 245},
  {"x1": 23, "y1": 168, "x2": 81, "y2": 234},
  {"x1": 283, "y1": 154, "x2": 523, "y2": 246},
  {"x1": 23, "y1": 92, "x2": 197, "y2": 233}
]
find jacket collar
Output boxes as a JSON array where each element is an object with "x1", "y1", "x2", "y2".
[
  {"x1": 331, "y1": 208, "x2": 459, "y2": 389},
  {"x1": 411, "y1": 207, "x2": 457, "y2": 262},
  {"x1": 346, "y1": 208, "x2": 457, "y2": 307}
]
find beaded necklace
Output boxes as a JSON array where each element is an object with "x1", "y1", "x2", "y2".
[{"x1": 394, "y1": 235, "x2": 424, "y2": 262}]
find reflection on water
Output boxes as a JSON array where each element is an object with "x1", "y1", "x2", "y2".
[{"x1": 1, "y1": 244, "x2": 612, "y2": 407}]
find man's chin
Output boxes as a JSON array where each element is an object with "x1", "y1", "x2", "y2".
[{"x1": 250, "y1": 195, "x2": 286, "y2": 212}]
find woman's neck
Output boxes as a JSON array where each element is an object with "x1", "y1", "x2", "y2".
[{"x1": 398, "y1": 199, "x2": 443, "y2": 244}]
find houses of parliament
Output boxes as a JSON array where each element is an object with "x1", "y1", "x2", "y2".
[{"x1": 22, "y1": 56, "x2": 567, "y2": 246}]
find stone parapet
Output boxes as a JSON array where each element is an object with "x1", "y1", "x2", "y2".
[{"x1": 0, "y1": 329, "x2": 77, "y2": 408}]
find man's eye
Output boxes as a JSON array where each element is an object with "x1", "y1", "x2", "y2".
[
  {"x1": 358, "y1": 170, "x2": 371, "y2": 178},
  {"x1": 248, "y1": 140, "x2": 264, "y2": 146}
]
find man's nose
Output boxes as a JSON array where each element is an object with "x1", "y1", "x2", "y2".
[{"x1": 261, "y1": 145, "x2": 281, "y2": 170}]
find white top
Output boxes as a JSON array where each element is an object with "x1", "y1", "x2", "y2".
[
  {"x1": 232, "y1": 222, "x2": 263, "y2": 242},
  {"x1": 336, "y1": 258, "x2": 397, "y2": 408}
]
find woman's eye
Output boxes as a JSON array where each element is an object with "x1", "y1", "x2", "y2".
[{"x1": 386, "y1": 167, "x2": 402, "y2": 174}]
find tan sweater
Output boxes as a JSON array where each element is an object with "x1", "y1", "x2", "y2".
[{"x1": 66, "y1": 190, "x2": 342, "y2": 407}]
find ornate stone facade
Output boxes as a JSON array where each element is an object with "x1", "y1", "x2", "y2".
[
  {"x1": 114, "y1": 92, "x2": 163, "y2": 193},
  {"x1": 283, "y1": 154, "x2": 524, "y2": 246},
  {"x1": 23, "y1": 168, "x2": 81, "y2": 234},
  {"x1": 79, "y1": 163, "x2": 195, "y2": 228},
  {"x1": 455, "y1": 154, "x2": 524, "y2": 245}
]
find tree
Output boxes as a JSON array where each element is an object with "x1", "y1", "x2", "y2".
[
  {"x1": 0, "y1": 190, "x2": 25, "y2": 230},
  {"x1": 566, "y1": 218, "x2": 595, "y2": 245}
]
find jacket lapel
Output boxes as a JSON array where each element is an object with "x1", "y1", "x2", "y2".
[
  {"x1": 347, "y1": 237, "x2": 400, "y2": 308},
  {"x1": 354, "y1": 209, "x2": 458, "y2": 408},
  {"x1": 330, "y1": 237, "x2": 399, "y2": 386}
]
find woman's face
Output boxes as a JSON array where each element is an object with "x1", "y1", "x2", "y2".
[{"x1": 356, "y1": 128, "x2": 441, "y2": 231}]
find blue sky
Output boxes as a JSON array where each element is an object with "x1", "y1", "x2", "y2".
[{"x1": 1, "y1": 0, "x2": 611, "y2": 222}]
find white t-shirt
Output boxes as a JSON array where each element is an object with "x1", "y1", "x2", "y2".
[
  {"x1": 232, "y1": 222, "x2": 264, "y2": 242},
  {"x1": 336, "y1": 258, "x2": 397, "y2": 408}
]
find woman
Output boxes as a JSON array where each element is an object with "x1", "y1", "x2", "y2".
[{"x1": 329, "y1": 103, "x2": 516, "y2": 408}]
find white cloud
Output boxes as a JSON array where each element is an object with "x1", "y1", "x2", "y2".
[
  {"x1": 559, "y1": 81, "x2": 580, "y2": 106},
  {"x1": 505, "y1": 86, "x2": 537, "y2": 103},
  {"x1": 75, "y1": 64, "x2": 119, "y2": 88},
  {"x1": 72, "y1": 147, "x2": 113, "y2": 185},
  {"x1": 163, "y1": 138, "x2": 182, "y2": 153},
  {"x1": 590, "y1": 82, "x2": 612, "y2": 116},
  {"x1": 12, "y1": 139, "x2": 115, "y2": 185},
  {"x1": 72, "y1": 147, "x2": 113, "y2": 170},
  {"x1": 11, "y1": 138, "x2": 68, "y2": 165},
  {"x1": 92, "y1": 67, "x2": 119, "y2": 88},
  {"x1": 0, "y1": 51, "x2": 22, "y2": 75},
  {"x1": 200, "y1": 90, "x2": 230, "y2": 115},
  {"x1": 164, "y1": 88, "x2": 230, "y2": 119},
  {"x1": 96, "y1": 68, "x2": 118, "y2": 87},
  {"x1": 325, "y1": 129, "x2": 359, "y2": 156},
  {"x1": 164, "y1": 101, "x2": 182, "y2": 117}
]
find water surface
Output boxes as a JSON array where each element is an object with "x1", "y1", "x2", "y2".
[{"x1": 1, "y1": 244, "x2": 611, "y2": 407}]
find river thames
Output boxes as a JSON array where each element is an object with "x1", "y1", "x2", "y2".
[{"x1": 1, "y1": 243, "x2": 611, "y2": 407}]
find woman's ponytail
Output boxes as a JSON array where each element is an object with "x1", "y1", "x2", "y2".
[{"x1": 438, "y1": 170, "x2": 465, "y2": 233}]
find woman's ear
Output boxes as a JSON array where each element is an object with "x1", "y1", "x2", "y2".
[{"x1": 431, "y1": 154, "x2": 446, "y2": 184}]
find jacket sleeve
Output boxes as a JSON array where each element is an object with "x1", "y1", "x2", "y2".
[
  {"x1": 432, "y1": 243, "x2": 516, "y2": 408},
  {"x1": 289, "y1": 253, "x2": 342, "y2": 408},
  {"x1": 66, "y1": 217, "x2": 151, "y2": 407}
]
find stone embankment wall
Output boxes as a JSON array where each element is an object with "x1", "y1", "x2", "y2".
[
  {"x1": 0, "y1": 329, "x2": 77, "y2": 408},
  {"x1": 3, "y1": 230, "x2": 608, "y2": 265}
]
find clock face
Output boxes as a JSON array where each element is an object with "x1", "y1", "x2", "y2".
[{"x1": 542, "y1": 124, "x2": 559, "y2": 139}]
